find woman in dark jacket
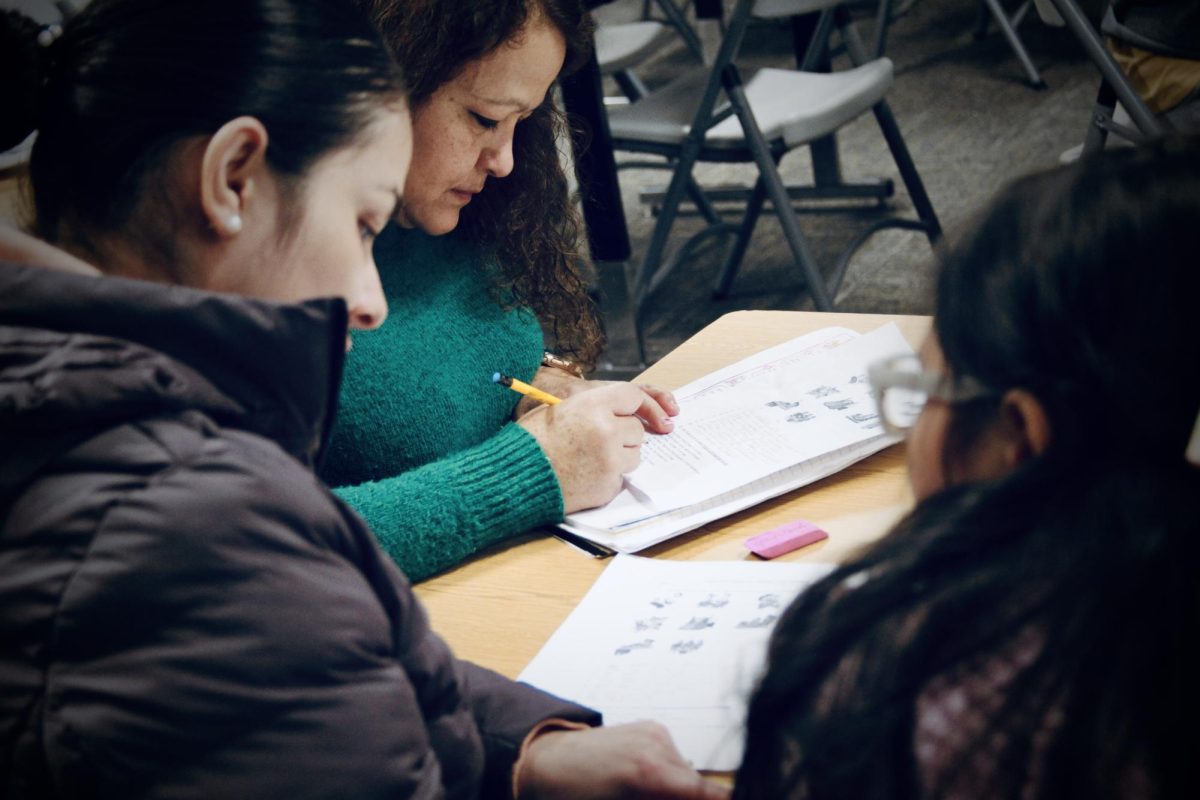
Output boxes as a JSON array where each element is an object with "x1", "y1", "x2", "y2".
[{"x1": 0, "y1": 1, "x2": 724, "y2": 797}]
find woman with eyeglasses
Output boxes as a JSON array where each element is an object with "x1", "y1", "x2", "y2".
[{"x1": 734, "y1": 139, "x2": 1200, "y2": 799}]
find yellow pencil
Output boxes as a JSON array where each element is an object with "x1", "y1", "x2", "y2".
[{"x1": 492, "y1": 371, "x2": 562, "y2": 406}]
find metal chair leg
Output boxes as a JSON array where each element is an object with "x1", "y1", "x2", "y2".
[
  {"x1": 626, "y1": 136, "x2": 708, "y2": 365},
  {"x1": 839, "y1": 11, "x2": 941, "y2": 243},
  {"x1": 762, "y1": 171, "x2": 835, "y2": 310},
  {"x1": 1083, "y1": 80, "x2": 1116, "y2": 155},
  {"x1": 980, "y1": 0, "x2": 1046, "y2": 87},
  {"x1": 613, "y1": 70, "x2": 651, "y2": 102},
  {"x1": 651, "y1": 0, "x2": 706, "y2": 63},
  {"x1": 713, "y1": 175, "x2": 769, "y2": 299},
  {"x1": 1044, "y1": 0, "x2": 1164, "y2": 136},
  {"x1": 684, "y1": 176, "x2": 723, "y2": 226},
  {"x1": 873, "y1": 100, "x2": 942, "y2": 243},
  {"x1": 629, "y1": 155, "x2": 697, "y2": 305},
  {"x1": 871, "y1": 0, "x2": 895, "y2": 59}
]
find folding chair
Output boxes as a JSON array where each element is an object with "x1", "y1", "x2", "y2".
[
  {"x1": 598, "y1": 21, "x2": 680, "y2": 100},
  {"x1": 973, "y1": 0, "x2": 1048, "y2": 87},
  {"x1": 596, "y1": 0, "x2": 705, "y2": 102},
  {"x1": 1040, "y1": 0, "x2": 1168, "y2": 154},
  {"x1": 607, "y1": 0, "x2": 941, "y2": 363}
]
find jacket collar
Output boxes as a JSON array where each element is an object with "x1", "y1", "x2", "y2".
[{"x1": 0, "y1": 260, "x2": 348, "y2": 469}]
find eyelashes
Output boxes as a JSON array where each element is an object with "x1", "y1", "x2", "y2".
[
  {"x1": 470, "y1": 111, "x2": 499, "y2": 130},
  {"x1": 360, "y1": 221, "x2": 382, "y2": 242}
]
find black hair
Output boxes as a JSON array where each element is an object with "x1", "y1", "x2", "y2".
[
  {"x1": 3, "y1": 0, "x2": 406, "y2": 262},
  {"x1": 0, "y1": 10, "x2": 45, "y2": 152},
  {"x1": 360, "y1": 0, "x2": 605, "y2": 367},
  {"x1": 735, "y1": 139, "x2": 1200, "y2": 799}
]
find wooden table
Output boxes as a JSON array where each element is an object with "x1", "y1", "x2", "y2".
[{"x1": 415, "y1": 310, "x2": 931, "y2": 679}]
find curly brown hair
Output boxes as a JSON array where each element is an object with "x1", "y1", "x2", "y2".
[{"x1": 358, "y1": 0, "x2": 604, "y2": 367}]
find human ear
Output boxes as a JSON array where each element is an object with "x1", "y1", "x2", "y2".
[
  {"x1": 198, "y1": 116, "x2": 269, "y2": 237},
  {"x1": 998, "y1": 388, "x2": 1052, "y2": 467}
]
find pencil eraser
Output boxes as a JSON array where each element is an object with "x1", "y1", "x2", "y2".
[{"x1": 745, "y1": 520, "x2": 828, "y2": 559}]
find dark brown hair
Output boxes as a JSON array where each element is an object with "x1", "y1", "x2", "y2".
[
  {"x1": 359, "y1": 0, "x2": 604, "y2": 366},
  {"x1": 10, "y1": 0, "x2": 406, "y2": 268}
]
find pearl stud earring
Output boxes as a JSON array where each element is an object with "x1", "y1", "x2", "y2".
[{"x1": 226, "y1": 213, "x2": 243, "y2": 234}]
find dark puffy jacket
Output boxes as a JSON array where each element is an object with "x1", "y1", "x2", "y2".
[{"x1": 0, "y1": 262, "x2": 598, "y2": 799}]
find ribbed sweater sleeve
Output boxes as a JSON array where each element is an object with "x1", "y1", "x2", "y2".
[
  {"x1": 332, "y1": 423, "x2": 562, "y2": 582},
  {"x1": 320, "y1": 226, "x2": 568, "y2": 582}
]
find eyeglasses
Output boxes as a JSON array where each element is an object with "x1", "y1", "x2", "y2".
[{"x1": 867, "y1": 354, "x2": 994, "y2": 435}]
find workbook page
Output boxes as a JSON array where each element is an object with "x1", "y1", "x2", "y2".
[
  {"x1": 623, "y1": 324, "x2": 911, "y2": 509},
  {"x1": 518, "y1": 555, "x2": 835, "y2": 771},
  {"x1": 559, "y1": 437, "x2": 883, "y2": 552}
]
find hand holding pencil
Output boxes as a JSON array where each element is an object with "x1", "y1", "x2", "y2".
[
  {"x1": 493, "y1": 372, "x2": 562, "y2": 406},
  {"x1": 509, "y1": 379, "x2": 658, "y2": 513},
  {"x1": 496, "y1": 370, "x2": 680, "y2": 434}
]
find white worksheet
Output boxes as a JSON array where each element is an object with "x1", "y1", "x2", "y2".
[
  {"x1": 518, "y1": 555, "x2": 835, "y2": 771},
  {"x1": 626, "y1": 325, "x2": 906, "y2": 508},
  {"x1": 561, "y1": 324, "x2": 913, "y2": 550},
  {"x1": 560, "y1": 438, "x2": 883, "y2": 551}
]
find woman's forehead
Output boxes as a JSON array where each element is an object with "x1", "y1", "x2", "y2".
[{"x1": 457, "y1": 19, "x2": 565, "y2": 110}]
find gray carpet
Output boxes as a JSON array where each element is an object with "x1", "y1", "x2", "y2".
[{"x1": 588, "y1": 0, "x2": 1107, "y2": 372}]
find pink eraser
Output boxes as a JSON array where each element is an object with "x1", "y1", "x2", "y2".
[{"x1": 745, "y1": 520, "x2": 828, "y2": 559}]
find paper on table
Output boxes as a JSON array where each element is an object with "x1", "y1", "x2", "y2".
[
  {"x1": 663, "y1": 325, "x2": 860, "y2": 403},
  {"x1": 518, "y1": 554, "x2": 835, "y2": 771},
  {"x1": 566, "y1": 326, "x2": 862, "y2": 528},
  {"x1": 560, "y1": 438, "x2": 883, "y2": 552},
  {"x1": 562, "y1": 325, "x2": 913, "y2": 552},
  {"x1": 626, "y1": 326, "x2": 906, "y2": 508}
]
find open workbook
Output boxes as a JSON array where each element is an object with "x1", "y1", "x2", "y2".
[{"x1": 561, "y1": 323, "x2": 915, "y2": 552}]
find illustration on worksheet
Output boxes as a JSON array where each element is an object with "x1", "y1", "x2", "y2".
[
  {"x1": 649, "y1": 592, "x2": 681, "y2": 608},
  {"x1": 680, "y1": 617, "x2": 715, "y2": 631},
  {"x1": 614, "y1": 639, "x2": 654, "y2": 656}
]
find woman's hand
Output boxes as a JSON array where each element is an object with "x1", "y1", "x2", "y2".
[
  {"x1": 517, "y1": 367, "x2": 680, "y2": 435},
  {"x1": 517, "y1": 382, "x2": 651, "y2": 513},
  {"x1": 515, "y1": 721, "x2": 730, "y2": 800},
  {"x1": 513, "y1": 366, "x2": 592, "y2": 417}
]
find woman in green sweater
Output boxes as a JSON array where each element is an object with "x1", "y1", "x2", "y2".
[{"x1": 320, "y1": 0, "x2": 678, "y2": 581}]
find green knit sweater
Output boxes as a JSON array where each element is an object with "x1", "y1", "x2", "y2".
[{"x1": 319, "y1": 225, "x2": 563, "y2": 581}]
